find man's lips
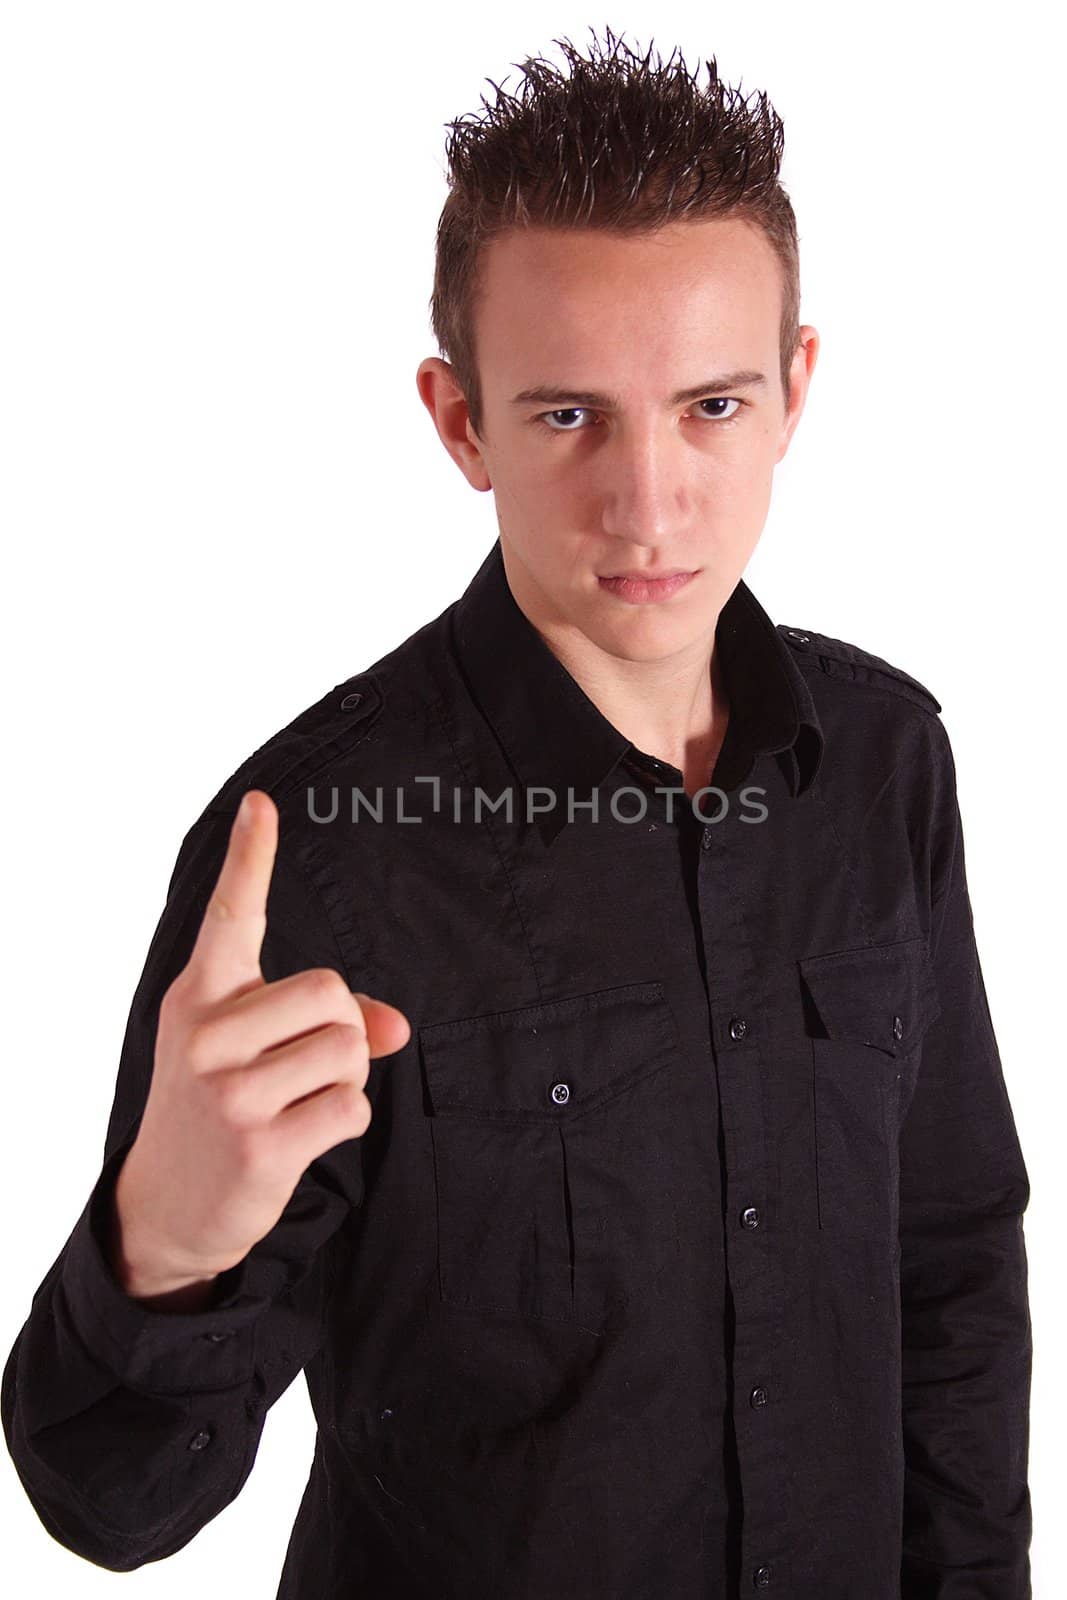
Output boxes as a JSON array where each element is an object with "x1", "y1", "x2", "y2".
[
  {"x1": 598, "y1": 569, "x2": 694, "y2": 580},
  {"x1": 597, "y1": 570, "x2": 698, "y2": 604}
]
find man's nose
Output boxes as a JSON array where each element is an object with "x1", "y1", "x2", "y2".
[{"x1": 596, "y1": 433, "x2": 693, "y2": 544}]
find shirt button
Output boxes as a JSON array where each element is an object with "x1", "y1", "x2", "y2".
[
  {"x1": 750, "y1": 1386, "x2": 768, "y2": 1408},
  {"x1": 340, "y1": 691, "x2": 363, "y2": 709},
  {"x1": 753, "y1": 1565, "x2": 773, "y2": 1588},
  {"x1": 729, "y1": 1016, "x2": 748, "y2": 1040},
  {"x1": 740, "y1": 1206, "x2": 761, "y2": 1229},
  {"x1": 701, "y1": 827, "x2": 714, "y2": 850},
  {"x1": 550, "y1": 1083, "x2": 570, "y2": 1105},
  {"x1": 188, "y1": 1429, "x2": 213, "y2": 1451},
  {"x1": 893, "y1": 1014, "x2": 904, "y2": 1040},
  {"x1": 202, "y1": 1331, "x2": 230, "y2": 1342}
]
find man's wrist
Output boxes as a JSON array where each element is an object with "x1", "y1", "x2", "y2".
[
  {"x1": 106, "y1": 1171, "x2": 223, "y2": 1313},
  {"x1": 112, "y1": 1260, "x2": 222, "y2": 1313}
]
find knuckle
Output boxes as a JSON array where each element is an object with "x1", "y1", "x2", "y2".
[
  {"x1": 346, "y1": 994, "x2": 371, "y2": 1032},
  {"x1": 353, "y1": 1092, "x2": 373, "y2": 1136},
  {"x1": 333, "y1": 1020, "x2": 369, "y2": 1058},
  {"x1": 204, "y1": 889, "x2": 237, "y2": 925},
  {"x1": 183, "y1": 1018, "x2": 217, "y2": 1076},
  {"x1": 161, "y1": 970, "x2": 193, "y2": 1019},
  {"x1": 339, "y1": 1083, "x2": 372, "y2": 1135},
  {"x1": 213, "y1": 1071, "x2": 258, "y2": 1130},
  {"x1": 321, "y1": 1024, "x2": 369, "y2": 1086},
  {"x1": 305, "y1": 966, "x2": 350, "y2": 1006}
]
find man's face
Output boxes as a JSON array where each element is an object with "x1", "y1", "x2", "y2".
[{"x1": 423, "y1": 216, "x2": 817, "y2": 666}]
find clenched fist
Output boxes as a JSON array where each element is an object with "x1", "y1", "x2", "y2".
[{"x1": 108, "y1": 789, "x2": 410, "y2": 1309}]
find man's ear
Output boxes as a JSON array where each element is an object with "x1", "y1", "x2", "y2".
[
  {"x1": 774, "y1": 324, "x2": 820, "y2": 465},
  {"x1": 415, "y1": 358, "x2": 491, "y2": 491}
]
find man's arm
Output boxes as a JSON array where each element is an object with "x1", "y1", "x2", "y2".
[
  {"x1": 2, "y1": 805, "x2": 360, "y2": 1570},
  {"x1": 899, "y1": 720, "x2": 1032, "y2": 1598}
]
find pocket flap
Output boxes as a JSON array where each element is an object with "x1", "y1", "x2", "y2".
[
  {"x1": 797, "y1": 938, "x2": 941, "y2": 1055},
  {"x1": 418, "y1": 981, "x2": 677, "y2": 1120}
]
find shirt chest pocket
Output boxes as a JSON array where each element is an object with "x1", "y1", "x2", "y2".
[
  {"x1": 418, "y1": 981, "x2": 682, "y2": 1333},
  {"x1": 798, "y1": 938, "x2": 942, "y2": 1238}
]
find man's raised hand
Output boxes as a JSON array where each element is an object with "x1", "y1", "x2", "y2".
[{"x1": 109, "y1": 789, "x2": 409, "y2": 1303}]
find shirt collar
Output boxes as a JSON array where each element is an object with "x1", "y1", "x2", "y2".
[{"x1": 450, "y1": 538, "x2": 824, "y2": 846}]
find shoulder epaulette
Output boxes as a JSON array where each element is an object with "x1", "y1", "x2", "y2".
[
  {"x1": 203, "y1": 671, "x2": 386, "y2": 818},
  {"x1": 776, "y1": 624, "x2": 941, "y2": 715}
]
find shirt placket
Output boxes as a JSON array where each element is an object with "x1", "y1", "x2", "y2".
[{"x1": 698, "y1": 781, "x2": 793, "y2": 1597}]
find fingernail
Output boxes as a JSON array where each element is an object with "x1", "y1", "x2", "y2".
[{"x1": 237, "y1": 793, "x2": 253, "y2": 827}]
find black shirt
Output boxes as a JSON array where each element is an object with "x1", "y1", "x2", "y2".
[{"x1": 3, "y1": 537, "x2": 1032, "y2": 1597}]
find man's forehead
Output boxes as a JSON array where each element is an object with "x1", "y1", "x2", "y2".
[{"x1": 476, "y1": 220, "x2": 783, "y2": 332}]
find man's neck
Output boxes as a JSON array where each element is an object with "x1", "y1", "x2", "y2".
[{"x1": 537, "y1": 617, "x2": 731, "y2": 798}]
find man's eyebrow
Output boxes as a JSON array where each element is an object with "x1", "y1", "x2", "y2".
[{"x1": 509, "y1": 371, "x2": 768, "y2": 408}]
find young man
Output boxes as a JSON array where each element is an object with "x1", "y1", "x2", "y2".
[{"x1": 3, "y1": 28, "x2": 1032, "y2": 1599}]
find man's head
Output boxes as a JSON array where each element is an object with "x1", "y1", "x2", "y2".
[{"x1": 417, "y1": 27, "x2": 818, "y2": 669}]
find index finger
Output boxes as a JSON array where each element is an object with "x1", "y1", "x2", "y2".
[{"x1": 185, "y1": 789, "x2": 279, "y2": 1002}]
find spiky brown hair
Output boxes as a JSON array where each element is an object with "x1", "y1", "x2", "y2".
[{"x1": 429, "y1": 24, "x2": 801, "y2": 442}]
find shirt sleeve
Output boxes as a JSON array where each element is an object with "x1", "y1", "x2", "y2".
[
  {"x1": 1, "y1": 798, "x2": 362, "y2": 1571},
  {"x1": 898, "y1": 719, "x2": 1033, "y2": 1597}
]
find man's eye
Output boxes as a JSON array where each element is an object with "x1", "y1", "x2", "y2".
[
  {"x1": 537, "y1": 397, "x2": 743, "y2": 433},
  {"x1": 696, "y1": 397, "x2": 742, "y2": 421},
  {"x1": 539, "y1": 408, "x2": 590, "y2": 432}
]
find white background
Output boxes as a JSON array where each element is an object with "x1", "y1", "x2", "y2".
[{"x1": 1, "y1": 2, "x2": 1060, "y2": 1593}]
